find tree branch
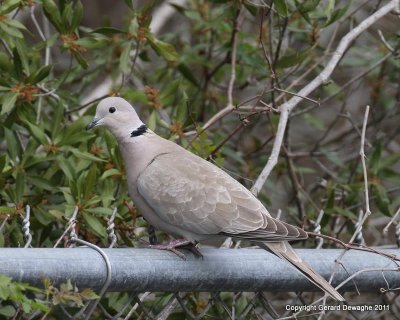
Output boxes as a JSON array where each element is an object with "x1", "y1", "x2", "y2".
[{"x1": 250, "y1": 0, "x2": 399, "y2": 196}]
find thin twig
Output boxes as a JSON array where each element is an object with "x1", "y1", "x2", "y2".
[
  {"x1": 312, "y1": 210, "x2": 325, "y2": 249},
  {"x1": 30, "y1": 5, "x2": 50, "y2": 65},
  {"x1": 307, "y1": 232, "x2": 400, "y2": 261},
  {"x1": 54, "y1": 207, "x2": 79, "y2": 248},
  {"x1": 383, "y1": 207, "x2": 400, "y2": 234},
  {"x1": 31, "y1": 5, "x2": 51, "y2": 124},
  {"x1": 378, "y1": 29, "x2": 395, "y2": 52},
  {"x1": 273, "y1": 87, "x2": 320, "y2": 105},
  {"x1": 65, "y1": 94, "x2": 109, "y2": 114},
  {"x1": 349, "y1": 105, "x2": 370, "y2": 243},
  {"x1": 0, "y1": 215, "x2": 9, "y2": 234}
]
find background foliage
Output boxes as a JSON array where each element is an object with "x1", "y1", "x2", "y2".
[{"x1": 0, "y1": 0, "x2": 399, "y2": 318}]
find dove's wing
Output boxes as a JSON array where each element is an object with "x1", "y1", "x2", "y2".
[{"x1": 137, "y1": 152, "x2": 307, "y2": 241}]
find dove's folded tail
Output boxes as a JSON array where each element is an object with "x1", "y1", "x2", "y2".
[{"x1": 259, "y1": 241, "x2": 345, "y2": 302}]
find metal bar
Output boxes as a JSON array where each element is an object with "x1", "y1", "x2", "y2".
[{"x1": 0, "y1": 248, "x2": 399, "y2": 292}]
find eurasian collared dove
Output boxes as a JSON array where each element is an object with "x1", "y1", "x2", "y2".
[{"x1": 87, "y1": 97, "x2": 345, "y2": 301}]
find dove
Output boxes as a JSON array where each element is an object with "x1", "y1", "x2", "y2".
[{"x1": 86, "y1": 97, "x2": 345, "y2": 301}]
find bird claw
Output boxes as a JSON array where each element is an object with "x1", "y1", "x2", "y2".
[{"x1": 149, "y1": 239, "x2": 203, "y2": 260}]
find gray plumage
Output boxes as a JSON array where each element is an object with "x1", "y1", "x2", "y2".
[{"x1": 87, "y1": 97, "x2": 344, "y2": 301}]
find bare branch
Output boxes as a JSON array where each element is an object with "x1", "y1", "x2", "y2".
[
  {"x1": 250, "y1": 0, "x2": 399, "y2": 196},
  {"x1": 227, "y1": 11, "x2": 240, "y2": 108},
  {"x1": 349, "y1": 105, "x2": 370, "y2": 243},
  {"x1": 383, "y1": 207, "x2": 400, "y2": 234}
]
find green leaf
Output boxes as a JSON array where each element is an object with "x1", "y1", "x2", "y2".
[
  {"x1": 160, "y1": 79, "x2": 180, "y2": 106},
  {"x1": 0, "y1": 305, "x2": 16, "y2": 317},
  {"x1": 0, "y1": 21, "x2": 23, "y2": 38},
  {"x1": 83, "y1": 212, "x2": 107, "y2": 238},
  {"x1": 61, "y1": 2, "x2": 74, "y2": 31},
  {"x1": 324, "y1": 5, "x2": 348, "y2": 27},
  {"x1": 276, "y1": 48, "x2": 310, "y2": 69},
  {"x1": 25, "y1": 122, "x2": 49, "y2": 145},
  {"x1": 48, "y1": 209, "x2": 66, "y2": 220},
  {"x1": 72, "y1": 51, "x2": 88, "y2": 69},
  {"x1": 91, "y1": 27, "x2": 125, "y2": 35},
  {"x1": 80, "y1": 288, "x2": 99, "y2": 300},
  {"x1": 380, "y1": 153, "x2": 400, "y2": 170},
  {"x1": 177, "y1": 63, "x2": 199, "y2": 86},
  {"x1": 33, "y1": 207, "x2": 53, "y2": 226},
  {"x1": 15, "y1": 170, "x2": 24, "y2": 202},
  {"x1": 0, "y1": 206, "x2": 16, "y2": 215},
  {"x1": 175, "y1": 97, "x2": 187, "y2": 123},
  {"x1": 371, "y1": 183, "x2": 391, "y2": 217},
  {"x1": 57, "y1": 156, "x2": 76, "y2": 180},
  {"x1": 121, "y1": 88, "x2": 148, "y2": 103},
  {"x1": 0, "y1": 154, "x2": 6, "y2": 173},
  {"x1": 83, "y1": 164, "x2": 97, "y2": 200},
  {"x1": 325, "y1": 184, "x2": 335, "y2": 209},
  {"x1": 299, "y1": 0, "x2": 320, "y2": 12},
  {"x1": 274, "y1": 0, "x2": 289, "y2": 17},
  {"x1": 333, "y1": 206, "x2": 356, "y2": 219},
  {"x1": 26, "y1": 175, "x2": 55, "y2": 191},
  {"x1": 0, "y1": 0, "x2": 21, "y2": 14},
  {"x1": 21, "y1": 301, "x2": 32, "y2": 313},
  {"x1": 100, "y1": 168, "x2": 121, "y2": 180},
  {"x1": 31, "y1": 299, "x2": 49, "y2": 312},
  {"x1": 123, "y1": 0, "x2": 134, "y2": 10},
  {"x1": 147, "y1": 34, "x2": 179, "y2": 62},
  {"x1": 12, "y1": 46, "x2": 23, "y2": 79},
  {"x1": 0, "y1": 275, "x2": 12, "y2": 300},
  {"x1": 324, "y1": 0, "x2": 335, "y2": 21},
  {"x1": 148, "y1": 110, "x2": 158, "y2": 131},
  {"x1": 70, "y1": 149, "x2": 105, "y2": 162},
  {"x1": 75, "y1": 37, "x2": 108, "y2": 49},
  {"x1": 60, "y1": 279, "x2": 73, "y2": 292},
  {"x1": 50, "y1": 102, "x2": 64, "y2": 139},
  {"x1": 3, "y1": 18, "x2": 27, "y2": 30},
  {"x1": 244, "y1": 3, "x2": 258, "y2": 16},
  {"x1": 43, "y1": 0, "x2": 63, "y2": 33},
  {"x1": 15, "y1": 40, "x2": 29, "y2": 73},
  {"x1": 4, "y1": 127, "x2": 22, "y2": 160},
  {"x1": 72, "y1": 1, "x2": 83, "y2": 30},
  {"x1": 370, "y1": 144, "x2": 381, "y2": 175},
  {"x1": 119, "y1": 43, "x2": 131, "y2": 74},
  {"x1": 0, "y1": 51, "x2": 12, "y2": 72},
  {"x1": 86, "y1": 207, "x2": 114, "y2": 217},
  {"x1": 27, "y1": 64, "x2": 53, "y2": 84},
  {"x1": 1, "y1": 92, "x2": 18, "y2": 115}
]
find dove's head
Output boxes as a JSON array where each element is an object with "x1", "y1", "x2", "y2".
[{"x1": 86, "y1": 97, "x2": 146, "y2": 140}]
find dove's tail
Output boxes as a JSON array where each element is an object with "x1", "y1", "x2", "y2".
[{"x1": 260, "y1": 241, "x2": 345, "y2": 302}]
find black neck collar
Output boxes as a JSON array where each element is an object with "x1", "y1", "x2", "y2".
[{"x1": 130, "y1": 124, "x2": 148, "y2": 137}]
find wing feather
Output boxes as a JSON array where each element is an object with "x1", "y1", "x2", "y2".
[{"x1": 137, "y1": 152, "x2": 306, "y2": 241}]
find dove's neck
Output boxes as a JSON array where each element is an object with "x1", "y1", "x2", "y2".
[
  {"x1": 130, "y1": 124, "x2": 148, "y2": 137},
  {"x1": 117, "y1": 129, "x2": 178, "y2": 184}
]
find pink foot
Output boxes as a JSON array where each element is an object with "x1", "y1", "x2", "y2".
[{"x1": 149, "y1": 239, "x2": 203, "y2": 260}]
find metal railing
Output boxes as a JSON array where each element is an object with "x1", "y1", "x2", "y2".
[
  {"x1": 1, "y1": 206, "x2": 400, "y2": 319},
  {"x1": 1, "y1": 248, "x2": 399, "y2": 293}
]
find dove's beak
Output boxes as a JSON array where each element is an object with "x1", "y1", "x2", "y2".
[{"x1": 86, "y1": 117, "x2": 101, "y2": 130}]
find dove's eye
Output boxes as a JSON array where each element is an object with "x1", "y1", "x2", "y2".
[{"x1": 109, "y1": 107, "x2": 116, "y2": 113}]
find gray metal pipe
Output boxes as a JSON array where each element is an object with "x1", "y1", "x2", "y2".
[{"x1": 0, "y1": 248, "x2": 399, "y2": 292}]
